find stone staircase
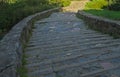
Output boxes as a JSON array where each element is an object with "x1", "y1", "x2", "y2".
[{"x1": 25, "y1": 12, "x2": 120, "y2": 77}]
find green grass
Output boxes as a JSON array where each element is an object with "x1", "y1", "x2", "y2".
[
  {"x1": 84, "y1": 0, "x2": 120, "y2": 20},
  {"x1": 17, "y1": 66, "x2": 27, "y2": 77},
  {"x1": 84, "y1": 9, "x2": 120, "y2": 20}
]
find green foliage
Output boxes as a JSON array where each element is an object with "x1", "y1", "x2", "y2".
[
  {"x1": 49, "y1": 0, "x2": 70, "y2": 7},
  {"x1": 113, "y1": 0, "x2": 120, "y2": 3},
  {"x1": 0, "y1": 0, "x2": 70, "y2": 35},
  {"x1": 109, "y1": 3, "x2": 120, "y2": 11},
  {"x1": 0, "y1": 0, "x2": 17, "y2": 3},
  {"x1": 85, "y1": 0, "x2": 120, "y2": 11},
  {"x1": 85, "y1": 0, "x2": 108, "y2": 10},
  {"x1": 108, "y1": 0, "x2": 120, "y2": 11},
  {"x1": 84, "y1": 0, "x2": 120, "y2": 20},
  {"x1": 59, "y1": 0, "x2": 71, "y2": 7}
]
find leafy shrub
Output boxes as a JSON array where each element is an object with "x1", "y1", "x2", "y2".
[
  {"x1": 107, "y1": 0, "x2": 120, "y2": 11},
  {"x1": 108, "y1": 3, "x2": 120, "y2": 11},
  {"x1": 0, "y1": 0, "x2": 70, "y2": 34},
  {"x1": 85, "y1": 0, "x2": 108, "y2": 10},
  {"x1": 84, "y1": 0, "x2": 120, "y2": 21},
  {"x1": 59, "y1": 0, "x2": 71, "y2": 7},
  {"x1": 49, "y1": 0, "x2": 70, "y2": 7}
]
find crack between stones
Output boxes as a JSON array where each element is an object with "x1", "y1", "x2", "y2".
[
  {"x1": 0, "y1": 63, "x2": 14, "y2": 73},
  {"x1": 51, "y1": 60, "x2": 58, "y2": 77}
]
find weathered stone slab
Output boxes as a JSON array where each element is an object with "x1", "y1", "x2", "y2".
[{"x1": 25, "y1": 12, "x2": 120, "y2": 77}]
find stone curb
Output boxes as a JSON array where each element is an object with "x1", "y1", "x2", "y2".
[
  {"x1": 77, "y1": 10, "x2": 120, "y2": 38},
  {"x1": 0, "y1": 8, "x2": 60, "y2": 77}
]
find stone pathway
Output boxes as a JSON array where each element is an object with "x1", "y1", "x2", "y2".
[
  {"x1": 62, "y1": 0, "x2": 89, "y2": 12},
  {"x1": 25, "y1": 1, "x2": 120, "y2": 77}
]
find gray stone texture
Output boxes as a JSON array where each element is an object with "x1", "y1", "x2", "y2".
[
  {"x1": 0, "y1": 8, "x2": 60, "y2": 77},
  {"x1": 77, "y1": 11, "x2": 120, "y2": 38},
  {"x1": 1, "y1": 3, "x2": 120, "y2": 77},
  {"x1": 25, "y1": 12, "x2": 120, "y2": 77}
]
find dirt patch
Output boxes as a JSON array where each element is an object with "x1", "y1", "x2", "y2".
[{"x1": 62, "y1": 0, "x2": 89, "y2": 12}]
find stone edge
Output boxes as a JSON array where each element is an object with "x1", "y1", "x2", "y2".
[
  {"x1": 0, "y1": 8, "x2": 60, "y2": 77},
  {"x1": 77, "y1": 10, "x2": 120, "y2": 38}
]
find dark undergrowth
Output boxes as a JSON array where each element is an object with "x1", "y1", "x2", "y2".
[{"x1": 0, "y1": 0, "x2": 71, "y2": 40}]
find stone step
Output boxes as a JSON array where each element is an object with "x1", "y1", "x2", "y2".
[
  {"x1": 25, "y1": 12, "x2": 120, "y2": 77},
  {"x1": 26, "y1": 40, "x2": 119, "y2": 56},
  {"x1": 80, "y1": 64, "x2": 120, "y2": 77},
  {"x1": 26, "y1": 47, "x2": 120, "y2": 65},
  {"x1": 26, "y1": 39, "x2": 120, "y2": 53},
  {"x1": 53, "y1": 52, "x2": 120, "y2": 69},
  {"x1": 26, "y1": 49, "x2": 120, "y2": 69},
  {"x1": 25, "y1": 43, "x2": 120, "y2": 64},
  {"x1": 31, "y1": 28, "x2": 99, "y2": 36},
  {"x1": 28, "y1": 36, "x2": 112, "y2": 47},
  {"x1": 30, "y1": 32, "x2": 108, "y2": 41},
  {"x1": 53, "y1": 54, "x2": 120, "y2": 72},
  {"x1": 32, "y1": 29, "x2": 96, "y2": 36},
  {"x1": 34, "y1": 21, "x2": 85, "y2": 30},
  {"x1": 27, "y1": 69, "x2": 56, "y2": 77},
  {"x1": 35, "y1": 19, "x2": 83, "y2": 24},
  {"x1": 29, "y1": 34, "x2": 112, "y2": 46},
  {"x1": 56, "y1": 62, "x2": 119, "y2": 77},
  {"x1": 27, "y1": 55, "x2": 120, "y2": 76}
]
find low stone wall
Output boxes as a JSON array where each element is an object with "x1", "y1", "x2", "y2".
[
  {"x1": 0, "y1": 8, "x2": 60, "y2": 77},
  {"x1": 77, "y1": 11, "x2": 120, "y2": 38}
]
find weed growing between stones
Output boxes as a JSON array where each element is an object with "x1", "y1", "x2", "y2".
[
  {"x1": 17, "y1": 66, "x2": 27, "y2": 77},
  {"x1": 109, "y1": 32, "x2": 120, "y2": 39},
  {"x1": 17, "y1": 11, "x2": 56, "y2": 77},
  {"x1": 17, "y1": 48, "x2": 28, "y2": 77},
  {"x1": 17, "y1": 21, "x2": 34, "y2": 77}
]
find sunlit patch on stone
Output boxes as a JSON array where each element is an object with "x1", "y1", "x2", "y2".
[
  {"x1": 49, "y1": 30, "x2": 54, "y2": 32},
  {"x1": 71, "y1": 28, "x2": 80, "y2": 32},
  {"x1": 95, "y1": 43, "x2": 103, "y2": 47},
  {"x1": 66, "y1": 53, "x2": 72, "y2": 56},
  {"x1": 49, "y1": 26, "x2": 56, "y2": 29},
  {"x1": 85, "y1": 39, "x2": 89, "y2": 41}
]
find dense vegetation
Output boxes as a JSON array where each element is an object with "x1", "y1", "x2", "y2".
[
  {"x1": 85, "y1": 0, "x2": 120, "y2": 10},
  {"x1": 84, "y1": 0, "x2": 120, "y2": 20},
  {"x1": 85, "y1": 0, "x2": 108, "y2": 10},
  {"x1": 107, "y1": 0, "x2": 120, "y2": 11},
  {"x1": 0, "y1": 0, "x2": 70, "y2": 39}
]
